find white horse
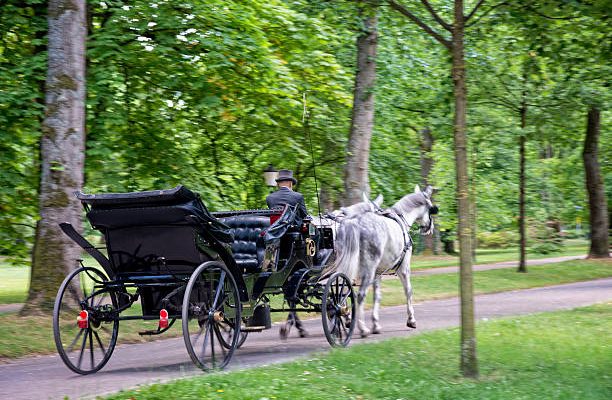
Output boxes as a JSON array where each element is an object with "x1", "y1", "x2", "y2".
[
  {"x1": 334, "y1": 185, "x2": 436, "y2": 337},
  {"x1": 280, "y1": 193, "x2": 383, "y2": 339}
]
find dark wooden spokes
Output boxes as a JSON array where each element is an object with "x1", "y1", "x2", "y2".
[
  {"x1": 53, "y1": 267, "x2": 119, "y2": 375},
  {"x1": 322, "y1": 272, "x2": 355, "y2": 347},
  {"x1": 182, "y1": 261, "x2": 241, "y2": 371}
]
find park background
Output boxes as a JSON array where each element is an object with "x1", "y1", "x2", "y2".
[{"x1": 0, "y1": 0, "x2": 610, "y2": 398}]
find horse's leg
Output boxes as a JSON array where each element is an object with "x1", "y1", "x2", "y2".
[
  {"x1": 356, "y1": 270, "x2": 376, "y2": 337},
  {"x1": 397, "y1": 253, "x2": 416, "y2": 329},
  {"x1": 294, "y1": 312, "x2": 308, "y2": 337},
  {"x1": 371, "y1": 276, "x2": 383, "y2": 334},
  {"x1": 280, "y1": 310, "x2": 294, "y2": 340}
]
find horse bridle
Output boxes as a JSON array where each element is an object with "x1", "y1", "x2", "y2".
[{"x1": 420, "y1": 205, "x2": 439, "y2": 233}]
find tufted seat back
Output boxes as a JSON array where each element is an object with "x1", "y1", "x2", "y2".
[{"x1": 219, "y1": 215, "x2": 270, "y2": 273}]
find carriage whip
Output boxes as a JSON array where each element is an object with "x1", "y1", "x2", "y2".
[{"x1": 303, "y1": 92, "x2": 322, "y2": 219}]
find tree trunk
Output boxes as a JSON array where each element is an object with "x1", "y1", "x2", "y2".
[
  {"x1": 344, "y1": 2, "x2": 377, "y2": 205},
  {"x1": 22, "y1": 0, "x2": 87, "y2": 314},
  {"x1": 517, "y1": 103, "x2": 528, "y2": 272},
  {"x1": 583, "y1": 106, "x2": 610, "y2": 258},
  {"x1": 470, "y1": 144, "x2": 477, "y2": 262},
  {"x1": 420, "y1": 128, "x2": 436, "y2": 254},
  {"x1": 452, "y1": 0, "x2": 478, "y2": 378}
]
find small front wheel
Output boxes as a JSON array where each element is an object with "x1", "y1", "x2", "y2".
[
  {"x1": 53, "y1": 267, "x2": 119, "y2": 374},
  {"x1": 321, "y1": 272, "x2": 355, "y2": 347},
  {"x1": 182, "y1": 261, "x2": 242, "y2": 371}
]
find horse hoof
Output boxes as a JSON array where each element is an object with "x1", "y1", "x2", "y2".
[
  {"x1": 407, "y1": 321, "x2": 417, "y2": 329},
  {"x1": 280, "y1": 326, "x2": 289, "y2": 340},
  {"x1": 372, "y1": 328, "x2": 381, "y2": 334},
  {"x1": 298, "y1": 330, "x2": 308, "y2": 338}
]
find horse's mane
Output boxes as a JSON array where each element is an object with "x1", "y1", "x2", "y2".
[{"x1": 392, "y1": 192, "x2": 428, "y2": 214}]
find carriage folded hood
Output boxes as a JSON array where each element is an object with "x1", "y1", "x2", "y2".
[{"x1": 78, "y1": 185, "x2": 233, "y2": 244}]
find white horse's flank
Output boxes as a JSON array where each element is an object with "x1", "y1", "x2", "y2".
[{"x1": 334, "y1": 185, "x2": 435, "y2": 336}]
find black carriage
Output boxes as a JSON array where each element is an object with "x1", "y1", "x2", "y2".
[{"x1": 53, "y1": 185, "x2": 355, "y2": 374}]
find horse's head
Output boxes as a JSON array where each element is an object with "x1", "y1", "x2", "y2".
[{"x1": 413, "y1": 185, "x2": 438, "y2": 235}]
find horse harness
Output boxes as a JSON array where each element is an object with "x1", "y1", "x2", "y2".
[{"x1": 379, "y1": 207, "x2": 413, "y2": 274}]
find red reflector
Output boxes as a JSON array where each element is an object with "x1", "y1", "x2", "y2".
[
  {"x1": 159, "y1": 308, "x2": 169, "y2": 329},
  {"x1": 77, "y1": 310, "x2": 88, "y2": 329}
]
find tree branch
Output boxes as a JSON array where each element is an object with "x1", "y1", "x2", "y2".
[
  {"x1": 465, "y1": 1, "x2": 509, "y2": 27},
  {"x1": 528, "y1": 6, "x2": 580, "y2": 20},
  {"x1": 387, "y1": 0, "x2": 452, "y2": 50},
  {"x1": 420, "y1": 0, "x2": 452, "y2": 32},
  {"x1": 465, "y1": 0, "x2": 486, "y2": 23}
]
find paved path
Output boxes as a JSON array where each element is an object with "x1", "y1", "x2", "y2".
[
  {"x1": 0, "y1": 278, "x2": 610, "y2": 400},
  {"x1": 0, "y1": 254, "x2": 590, "y2": 315}
]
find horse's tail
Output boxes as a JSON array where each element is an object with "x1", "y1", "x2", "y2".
[{"x1": 333, "y1": 218, "x2": 361, "y2": 281}]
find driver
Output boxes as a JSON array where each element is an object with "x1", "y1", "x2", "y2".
[
  {"x1": 265, "y1": 169, "x2": 309, "y2": 338},
  {"x1": 265, "y1": 169, "x2": 307, "y2": 217}
]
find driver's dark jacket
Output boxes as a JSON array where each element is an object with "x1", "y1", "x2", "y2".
[{"x1": 266, "y1": 187, "x2": 308, "y2": 218}]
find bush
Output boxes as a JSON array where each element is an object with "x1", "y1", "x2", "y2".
[
  {"x1": 477, "y1": 231, "x2": 518, "y2": 248},
  {"x1": 529, "y1": 220, "x2": 564, "y2": 254}
]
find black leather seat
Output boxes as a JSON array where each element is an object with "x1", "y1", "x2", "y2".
[{"x1": 220, "y1": 215, "x2": 270, "y2": 273}]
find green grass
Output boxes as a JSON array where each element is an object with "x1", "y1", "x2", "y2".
[
  {"x1": 0, "y1": 267, "x2": 29, "y2": 304},
  {"x1": 411, "y1": 239, "x2": 588, "y2": 269},
  {"x1": 0, "y1": 259, "x2": 609, "y2": 361},
  {"x1": 380, "y1": 259, "x2": 612, "y2": 306},
  {"x1": 103, "y1": 303, "x2": 612, "y2": 399}
]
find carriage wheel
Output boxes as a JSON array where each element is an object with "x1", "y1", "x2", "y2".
[
  {"x1": 321, "y1": 272, "x2": 355, "y2": 347},
  {"x1": 53, "y1": 267, "x2": 119, "y2": 374},
  {"x1": 182, "y1": 261, "x2": 242, "y2": 371}
]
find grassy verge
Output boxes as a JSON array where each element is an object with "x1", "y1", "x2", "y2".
[
  {"x1": 0, "y1": 259, "x2": 609, "y2": 361},
  {"x1": 380, "y1": 259, "x2": 612, "y2": 306},
  {"x1": 411, "y1": 239, "x2": 588, "y2": 269},
  {"x1": 103, "y1": 303, "x2": 612, "y2": 399},
  {"x1": 0, "y1": 267, "x2": 29, "y2": 304}
]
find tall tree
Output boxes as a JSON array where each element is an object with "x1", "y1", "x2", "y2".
[
  {"x1": 22, "y1": 0, "x2": 87, "y2": 313},
  {"x1": 583, "y1": 106, "x2": 609, "y2": 258},
  {"x1": 344, "y1": 1, "x2": 379, "y2": 205},
  {"x1": 420, "y1": 127, "x2": 437, "y2": 254},
  {"x1": 388, "y1": 0, "x2": 485, "y2": 378}
]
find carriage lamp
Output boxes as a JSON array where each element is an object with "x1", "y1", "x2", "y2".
[
  {"x1": 77, "y1": 310, "x2": 89, "y2": 329},
  {"x1": 159, "y1": 308, "x2": 169, "y2": 329},
  {"x1": 263, "y1": 164, "x2": 278, "y2": 187}
]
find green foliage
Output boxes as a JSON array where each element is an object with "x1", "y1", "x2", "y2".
[
  {"x1": 528, "y1": 220, "x2": 564, "y2": 254},
  {"x1": 477, "y1": 230, "x2": 519, "y2": 249},
  {"x1": 0, "y1": 0, "x2": 609, "y2": 260},
  {"x1": 0, "y1": 1, "x2": 46, "y2": 261}
]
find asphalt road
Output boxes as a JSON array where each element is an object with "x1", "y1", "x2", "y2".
[{"x1": 1, "y1": 277, "x2": 610, "y2": 400}]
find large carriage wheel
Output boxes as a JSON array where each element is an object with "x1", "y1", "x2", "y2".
[
  {"x1": 321, "y1": 272, "x2": 355, "y2": 347},
  {"x1": 53, "y1": 267, "x2": 119, "y2": 374},
  {"x1": 182, "y1": 261, "x2": 241, "y2": 371}
]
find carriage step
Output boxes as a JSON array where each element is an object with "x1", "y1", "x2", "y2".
[
  {"x1": 138, "y1": 330, "x2": 161, "y2": 336},
  {"x1": 241, "y1": 326, "x2": 266, "y2": 332}
]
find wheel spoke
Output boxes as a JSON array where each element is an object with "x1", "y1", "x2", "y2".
[
  {"x1": 209, "y1": 320, "x2": 216, "y2": 368},
  {"x1": 211, "y1": 271, "x2": 226, "y2": 310},
  {"x1": 66, "y1": 328, "x2": 85, "y2": 353},
  {"x1": 76, "y1": 328, "x2": 88, "y2": 370},
  {"x1": 93, "y1": 329, "x2": 106, "y2": 355},
  {"x1": 89, "y1": 329, "x2": 95, "y2": 369},
  {"x1": 200, "y1": 322, "x2": 211, "y2": 362}
]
